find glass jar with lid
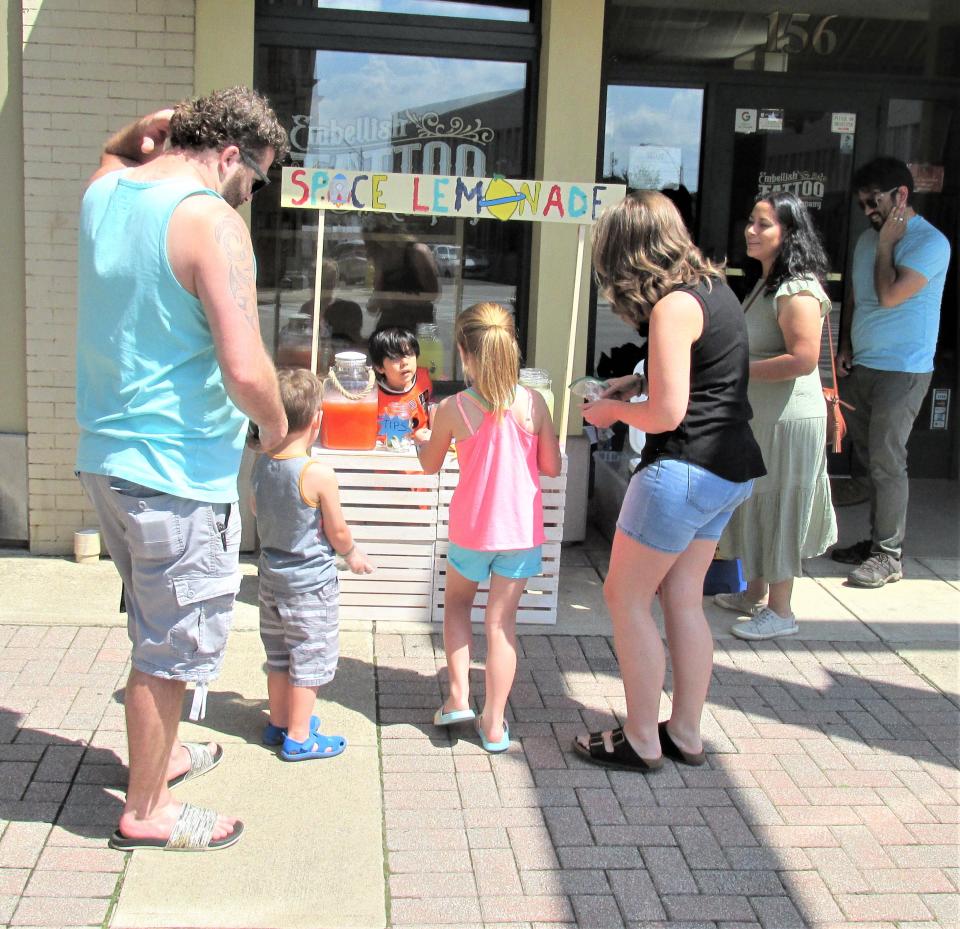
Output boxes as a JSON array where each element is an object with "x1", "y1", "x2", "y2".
[
  {"x1": 320, "y1": 351, "x2": 378, "y2": 450},
  {"x1": 518, "y1": 367, "x2": 555, "y2": 418},
  {"x1": 415, "y1": 322, "x2": 446, "y2": 380}
]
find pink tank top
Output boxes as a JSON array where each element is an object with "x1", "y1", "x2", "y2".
[{"x1": 448, "y1": 388, "x2": 545, "y2": 551}]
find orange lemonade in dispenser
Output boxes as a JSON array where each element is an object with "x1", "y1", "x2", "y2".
[{"x1": 321, "y1": 351, "x2": 379, "y2": 450}]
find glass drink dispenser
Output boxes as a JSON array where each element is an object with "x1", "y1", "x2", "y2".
[{"x1": 320, "y1": 351, "x2": 379, "y2": 450}]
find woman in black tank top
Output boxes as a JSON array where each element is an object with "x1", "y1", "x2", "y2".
[{"x1": 573, "y1": 191, "x2": 765, "y2": 773}]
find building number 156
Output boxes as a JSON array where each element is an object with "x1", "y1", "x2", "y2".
[{"x1": 766, "y1": 12, "x2": 839, "y2": 56}]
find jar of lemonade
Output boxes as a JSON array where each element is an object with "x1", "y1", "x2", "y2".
[
  {"x1": 416, "y1": 322, "x2": 446, "y2": 380},
  {"x1": 320, "y1": 352, "x2": 378, "y2": 450},
  {"x1": 518, "y1": 367, "x2": 555, "y2": 418}
]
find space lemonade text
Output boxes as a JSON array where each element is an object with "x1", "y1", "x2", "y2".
[{"x1": 282, "y1": 169, "x2": 626, "y2": 225}]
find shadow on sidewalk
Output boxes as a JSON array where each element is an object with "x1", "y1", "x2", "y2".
[
  {"x1": 0, "y1": 707, "x2": 124, "y2": 840},
  {"x1": 373, "y1": 632, "x2": 959, "y2": 926}
]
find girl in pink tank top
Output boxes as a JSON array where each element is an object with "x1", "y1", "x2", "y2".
[{"x1": 416, "y1": 303, "x2": 562, "y2": 752}]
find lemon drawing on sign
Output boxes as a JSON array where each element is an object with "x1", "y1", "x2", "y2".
[{"x1": 481, "y1": 177, "x2": 524, "y2": 221}]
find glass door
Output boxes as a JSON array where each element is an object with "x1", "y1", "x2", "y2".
[
  {"x1": 591, "y1": 84, "x2": 706, "y2": 377},
  {"x1": 700, "y1": 84, "x2": 879, "y2": 472}
]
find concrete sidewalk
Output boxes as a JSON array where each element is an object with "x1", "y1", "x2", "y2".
[{"x1": 0, "y1": 480, "x2": 956, "y2": 929}]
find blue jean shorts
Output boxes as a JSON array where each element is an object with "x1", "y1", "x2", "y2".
[
  {"x1": 617, "y1": 458, "x2": 754, "y2": 554},
  {"x1": 79, "y1": 472, "x2": 240, "y2": 682},
  {"x1": 447, "y1": 542, "x2": 542, "y2": 583}
]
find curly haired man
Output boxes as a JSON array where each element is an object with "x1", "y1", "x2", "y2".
[{"x1": 76, "y1": 87, "x2": 289, "y2": 851}]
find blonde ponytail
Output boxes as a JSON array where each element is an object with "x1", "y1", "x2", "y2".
[{"x1": 455, "y1": 302, "x2": 520, "y2": 414}]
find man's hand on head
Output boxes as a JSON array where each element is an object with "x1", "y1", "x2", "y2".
[{"x1": 136, "y1": 109, "x2": 175, "y2": 158}]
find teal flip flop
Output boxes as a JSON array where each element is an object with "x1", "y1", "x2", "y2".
[
  {"x1": 280, "y1": 731, "x2": 347, "y2": 762},
  {"x1": 475, "y1": 717, "x2": 510, "y2": 753},
  {"x1": 262, "y1": 714, "x2": 321, "y2": 746},
  {"x1": 433, "y1": 706, "x2": 476, "y2": 726}
]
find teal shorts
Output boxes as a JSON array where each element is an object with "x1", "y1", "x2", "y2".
[{"x1": 447, "y1": 542, "x2": 542, "y2": 582}]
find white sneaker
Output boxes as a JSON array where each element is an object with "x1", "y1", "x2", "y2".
[
  {"x1": 713, "y1": 592, "x2": 763, "y2": 615},
  {"x1": 730, "y1": 607, "x2": 799, "y2": 640}
]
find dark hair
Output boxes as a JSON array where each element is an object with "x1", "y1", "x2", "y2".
[
  {"x1": 169, "y1": 86, "x2": 289, "y2": 164},
  {"x1": 277, "y1": 368, "x2": 321, "y2": 431},
  {"x1": 368, "y1": 327, "x2": 420, "y2": 367},
  {"x1": 852, "y1": 157, "x2": 914, "y2": 204},
  {"x1": 326, "y1": 300, "x2": 363, "y2": 340},
  {"x1": 592, "y1": 190, "x2": 724, "y2": 327},
  {"x1": 754, "y1": 192, "x2": 830, "y2": 294}
]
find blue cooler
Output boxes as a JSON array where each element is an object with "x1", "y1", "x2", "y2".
[{"x1": 703, "y1": 559, "x2": 745, "y2": 595}]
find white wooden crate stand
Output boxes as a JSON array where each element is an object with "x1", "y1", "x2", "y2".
[
  {"x1": 312, "y1": 445, "x2": 567, "y2": 624},
  {"x1": 434, "y1": 452, "x2": 566, "y2": 625},
  {"x1": 312, "y1": 446, "x2": 438, "y2": 623}
]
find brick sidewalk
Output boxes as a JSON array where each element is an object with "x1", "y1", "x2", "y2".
[
  {"x1": 375, "y1": 631, "x2": 959, "y2": 929},
  {"x1": 0, "y1": 623, "x2": 956, "y2": 928}
]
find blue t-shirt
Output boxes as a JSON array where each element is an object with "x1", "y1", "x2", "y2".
[
  {"x1": 851, "y1": 215, "x2": 950, "y2": 373},
  {"x1": 76, "y1": 172, "x2": 248, "y2": 502}
]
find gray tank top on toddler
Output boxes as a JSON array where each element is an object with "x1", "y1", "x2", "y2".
[{"x1": 251, "y1": 455, "x2": 336, "y2": 594}]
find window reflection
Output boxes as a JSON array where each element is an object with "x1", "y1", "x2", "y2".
[
  {"x1": 254, "y1": 46, "x2": 530, "y2": 384},
  {"x1": 594, "y1": 85, "x2": 704, "y2": 374},
  {"x1": 313, "y1": 0, "x2": 529, "y2": 21}
]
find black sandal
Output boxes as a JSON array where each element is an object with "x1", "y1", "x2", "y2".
[
  {"x1": 572, "y1": 727, "x2": 663, "y2": 773},
  {"x1": 658, "y1": 721, "x2": 706, "y2": 766}
]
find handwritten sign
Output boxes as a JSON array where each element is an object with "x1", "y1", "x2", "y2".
[{"x1": 281, "y1": 169, "x2": 626, "y2": 225}]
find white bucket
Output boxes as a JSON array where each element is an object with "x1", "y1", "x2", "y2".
[{"x1": 74, "y1": 529, "x2": 101, "y2": 565}]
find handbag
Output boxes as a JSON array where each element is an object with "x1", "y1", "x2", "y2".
[{"x1": 823, "y1": 310, "x2": 854, "y2": 453}]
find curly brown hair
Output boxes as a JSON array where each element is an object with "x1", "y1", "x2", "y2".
[
  {"x1": 169, "y1": 86, "x2": 289, "y2": 165},
  {"x1": 592, "y1": 190, "x2": 724, "y2": 328}
]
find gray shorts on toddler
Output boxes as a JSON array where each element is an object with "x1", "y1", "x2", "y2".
[{"x1": 259, "y1": 578, "x2": 340, "y2": 688}]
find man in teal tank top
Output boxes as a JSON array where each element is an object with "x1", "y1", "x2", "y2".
[{"x1": 76, "y1": 87, "x2": 289, "y2": 852}]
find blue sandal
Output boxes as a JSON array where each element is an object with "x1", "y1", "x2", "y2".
[
  {"x1": 280, "y1": 731, "x2": 346, "y2": 761},
  {"x1": 433, "y1": 706, "x2": 476, "y2": 726},
  {"x1": 475, "y1": 717, "x2": 510, "y2": 753},
  {"x1": 262, "y1": 714, "x2": 320, "y2": 746}
]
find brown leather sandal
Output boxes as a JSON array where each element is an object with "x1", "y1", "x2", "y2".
[
  {"x1": 572, "y1": 727, "x2": 663, "y2": 773},
  {"x1": 658, "y1": 721, "x2": 706, "y2": 766}
]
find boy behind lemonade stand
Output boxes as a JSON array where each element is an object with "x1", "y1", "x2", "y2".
[
  {"x1": 250, "y1": 368, "x2": 374, "y2": 761},
  {"x1": 369, "y1": 327, "x2": 433, "y2": 445}
]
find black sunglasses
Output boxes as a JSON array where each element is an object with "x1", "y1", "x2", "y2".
[
  {"x1": 859, "y1": 187, "x2": 898, "y2": 211},
  {"x1": 238, "y1": 148, "x2": 271, "y2": 194}
]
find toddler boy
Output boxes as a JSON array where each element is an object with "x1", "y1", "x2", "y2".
[{"x1": 250, "y1": 368, "x2": 373, "y2": 761}]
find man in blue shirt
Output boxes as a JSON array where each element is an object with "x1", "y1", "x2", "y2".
[
  {"x1": 77, "y1": 88, "x2": 289, "y2": 851},
  {"x1": 831, "y1": 157, "x2": 951, "y2": 587}
]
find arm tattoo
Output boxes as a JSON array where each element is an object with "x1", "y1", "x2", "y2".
[{"x1": 214, "y1": 215, "x2": 258, "y2": 330}]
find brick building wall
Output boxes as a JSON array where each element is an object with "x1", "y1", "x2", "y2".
[{"x1": 20, "y1": 0, "x2": 195, "y2": 553}]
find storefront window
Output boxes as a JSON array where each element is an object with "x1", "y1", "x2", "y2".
[
  {"x1": 313, "y1": 0, "x2": 529, "y2": 20},
  {"x1": 253, "y1": 45, "x2": 530, "y2": 385},
  {"x1": 592, "y1": 85, "x2": 704, "y2": 375}
]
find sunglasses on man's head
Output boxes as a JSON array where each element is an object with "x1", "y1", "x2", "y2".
[
  {"x1": 859, "y1": 187, "x2": 898, "y2": 211},
  {"x1": 238, "y1": 148, "x2": 271, "y2": 194}
]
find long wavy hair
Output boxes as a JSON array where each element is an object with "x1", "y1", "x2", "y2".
[
  {"x1": 756, "y1": 192, "x2": 829, "y2": 294},
  {"x1": 455, "y1": 302, "x2": 520, "y2": 414},
  {"x1": 592, "y1": 190, "x2": 724, "y2": 328}
]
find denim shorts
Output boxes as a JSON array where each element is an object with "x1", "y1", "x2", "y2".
[
  {"x1": 617, "y1": 458, "x2": 754, "y2": 554},
  {"x1": 79, "y1": 472, "x2": 241, "y2": 682},
  {"x1": 259, "y1": 578, "x2": 340, "y2": 689},
  {"x1": 447, "y1": 542, "x2": 542, "y2": 583}
]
